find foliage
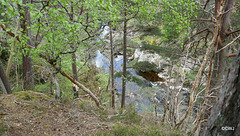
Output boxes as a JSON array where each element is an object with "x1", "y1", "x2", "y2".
[
  {"x1": 35, "y1": 82, "x2": 50, "y2": 93},
  {"x1": 110, "y1": 104, "x2": 142, "y2": 125},
  {"x1": 141, "y1": 42, "x2": 179, "y2": 59},
  {"x1": 135, "y1": 24, "x2": 163, "y2": 40},
  {"x1": 0, "y1": 123, "x2": 7, "y2": 136},
  {"x1": 186, "y1": 69, "x2": 198, "y2": 81},
  {"x1": 161, "y1": 0, "x2": 198, "y2": 42},
  {"x1": 232, "y1": 2, "x2": 240, "y2": 30}
]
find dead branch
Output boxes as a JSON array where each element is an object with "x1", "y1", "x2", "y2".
[
  {"x1": 176, "y1": 18, "x2": 220, "y2": 127},
  {"x1": 216, "y1": 34, "x2": 240, "y2": 53},
  {"x1": 59, "y1": 69, "x2": 103, "y2": 109},
  {"x1": 208, "y1": 86, "x2": 221, "y2": 93},
  {"x1": 206, "y1": 95, "x2": 216, "y2": 98},
  {"x1": 191, "y1": 19, "x2": 212, "y2": 22},
  {"x1": 162, "y1": 63, "x2": 173, "y2": 122},
  {"x1": 182, "y1": 28, "x2": 210, "y2": 51},
  {"x1": 226, "y1": 29, "x2": 240, "y2": 35},
  {"x1": 203, "y1": 0, "x2": 210, "y2": 9},
  {"x1": 193, "y1": 35, "x2": 218, "y2": 132}
]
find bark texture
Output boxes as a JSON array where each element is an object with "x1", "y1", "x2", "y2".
[
  {"x1": 121, "y1": 5, "x2": 127, "y2": 108},
  {"x1": 53, "y1": 73, "x2": 61, "y2": 99},
  {"x1": 110, "y1": 25, "x2": 115, "y2": 108},
  {"x1": 203, "y1": 48, "x2": 240, "y2": 136},
  {"x1": 0, "y1": 60, "x2": 12, "y2": 94},
  {"x1": 20, "y1": 0, "x2": 34, "y2": 90},
  {"x1": 72, "y1": 53, "x2": 79, "y2": 98}
]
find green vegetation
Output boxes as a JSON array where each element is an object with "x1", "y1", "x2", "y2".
[
  {"x1": 0, "y1": 0, "x2": 238, "y2": 135},
  {"x1": 133, "y1": 61, "x2": 160, "y2": 73},
  {"x1": 141, "y1": 42, "x2": 179, "y2": 59},
  {"x1": 111, "y1": 124, "x2": 183, "y2": 136},
  {"x1": 92, "y1": 104, "x2": 184, "y2": 136},
  {"x1": 14, "y1": 91, "x2": 35, "y2": 100},
  {"x1": 0, "y1": 124, "x2": 7, "y2": 136},
  {"x1": 114, "y1": 71, "x2": 145, "y2": 86}
]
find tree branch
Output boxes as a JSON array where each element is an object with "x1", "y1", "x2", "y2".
[
  {"x1": 0, "y1": 23, "x2": 34, "y2": 49},
  {"x1": 227, "y1": 29, "x2": 240, "y2": 35},
  {"x1": 203, "y1": 0, "x2": 210, "y2": 9},
  {"x1": 216, "y1": 34, "x2": 240, "y2": 53},
  {"x1": 191, "y1": 19, "x2": 212, "y2": 22}
]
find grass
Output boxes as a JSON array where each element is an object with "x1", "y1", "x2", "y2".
[
  {"x1": 92, "y1": 104, "x2": 185, "y2": 136},
  {"x1": 93, "y1": 123, "x2": 184, "y2": 136},
  {"x1": 0, "y1": 125, "x2": 7, "y2": 136}
]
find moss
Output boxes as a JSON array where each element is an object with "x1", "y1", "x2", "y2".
[
  {"x1": 141, "y1": 42, "x2": 179, "y2": 60},
  {"x1": 0, "y1": 119, "x2": 7, "y2": 136},
  {"x1": 114, "y1": 71, "x2": 145, "y2": 86},
  {"x1": 77, "y1": 99, "x2": 95, "y2": 112},
  {"x1": 14, "y1": 91, "x2": 35, "y2": 100},
  {"x1": 133, "y1": 61, "x2": 160, "y2": 73},
  {"x1": 14, "y1": 91, "x2": 50, "y2": 101},
  {"x1": 0, "y1": 125, "x2": 7, "y2": 136}
]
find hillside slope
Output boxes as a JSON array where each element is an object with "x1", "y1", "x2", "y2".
[{"x1": 0, "y1": 91, "x2": 109, "y2": 136}]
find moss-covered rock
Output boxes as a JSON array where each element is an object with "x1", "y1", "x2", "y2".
[
  {"x1": 14, "y1": 91, "x2": 35, "y2": 100},
  {"x1": 133, "y1": 61, "x2": 160, "y2": 73},
  {"x1": 14, "y1": 91, "x2": 50, "y2": 101}
]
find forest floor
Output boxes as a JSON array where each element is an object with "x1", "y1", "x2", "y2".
[
  {"x1": 0, "y1": 91, "x2": 112, "y2": 136},
  {"x1": 0, "y1": 91, "x2": 185, "y2": 136}
]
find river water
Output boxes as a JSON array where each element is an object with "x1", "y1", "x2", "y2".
[
  {"x1": 92, "y1": 26, "x2": 174, "y2": 112},
  {"x1": 94, "y1": 50, "x2": 167, "y2": 112}
]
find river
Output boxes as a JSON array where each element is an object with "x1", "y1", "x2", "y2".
[{"x1": 94, "y1": 50, "x2": 167, "y2": 112}]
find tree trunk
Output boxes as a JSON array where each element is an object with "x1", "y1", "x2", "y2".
[
  {"x1": 20, "y1": 0, "x2": 34, "y2": 91},
  {"x1": 201, "y1": 0, "x2": 237, "y2": 132},
  {"x1": 53, "y1": 73, "x2": 61, "y2": 99},
  {"x1": 203, "y1": 47, "x2": 240, "y2": 136},
  {"x1": 70, "y1": 1, "x2": 78, "y2": 98},
  {"x1": 0, "y1": 60, "x2": 11, "y2": 94},
  {"x1": 6, "y1": 21, "x2": 20, "y2": 78},
  {"x1": 50, "y1": 71, "x2": 53, "y2": 95},
  {"x1": 71, "y1": 53, "x2": 77, "y2": 80},
  {"x1": 22, "y1": 53, "x2": 34, "y2": 90},
  {"x1": 72, "y1": 53, "x2": 79, "y2": 98},
  {"x1": 0, "y1": 78, "x2": 7, "y2": 94},
  {"x1": 110, "y1": 24, "x2": 115, "y2": 108},
  {"x1": 121, "y1": 5, "x2": 127, "y2": 108}
]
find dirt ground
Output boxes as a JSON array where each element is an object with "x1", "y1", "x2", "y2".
[{"x1": 0, "y1": 91, "x2": 111, "y2": 136}]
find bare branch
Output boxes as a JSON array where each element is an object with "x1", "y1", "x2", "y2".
[
  {"x1": 203, "y1": 0, "x2": 210, "y2": 9},
  {"x1": 191, "y1": 19, "x2": 212, "y2": 22},
  {"x1": 227, "y1": 29, "x2": 240, "y2": 35},
  {"x1": 216, "y1": 34, "x2": 240, "y2": 53}
]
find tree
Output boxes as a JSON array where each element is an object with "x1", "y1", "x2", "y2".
[
  {"x1": 0, "y1": 60, "x2": 12, "y2": 94},
  {"x1": 109, "y1": 24, "x2": 115, "y2": 108},
  {"x1": 185, "y1": 0, "x2": 238, "y2": 132},
  {"x1": 203, "y1": 47, "x2": 240, "y2": 136},
  {"x1": 117, "y1": 0, "x2": 158, "y2": 108},
  {"x1": 1, "y1": 0, "x2": 103, "y2": 107},
  {"x1": 167, "y1": 0, "x2": 239, "y2": 130},
  {"x1": 19, "y1": 0, "x2": 35, "y2": 90}
]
